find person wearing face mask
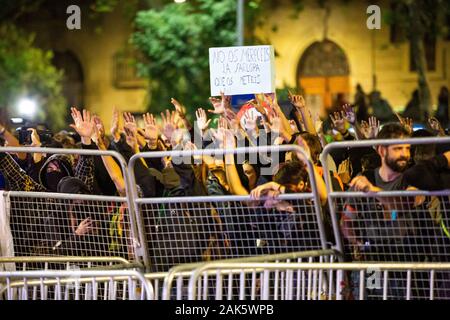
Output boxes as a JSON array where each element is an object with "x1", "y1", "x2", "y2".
[{"x1": 0, "y1": 109, "x2": 96, "y2": 193}]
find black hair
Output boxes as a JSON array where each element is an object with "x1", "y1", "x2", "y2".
[
  {"x1": 300, "y1": 132, "x2": 322, "y2": 164},
  {"x1": 273, "y1": 161, "x2": 309, "y2": 192},
  {"x1": 376, "y1": 123, "x2": 410, "y2": 140}
]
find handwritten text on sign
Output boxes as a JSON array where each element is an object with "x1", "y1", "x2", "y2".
[{"x1": 209, "y1": 45, "x2": 275, "y2": 96}]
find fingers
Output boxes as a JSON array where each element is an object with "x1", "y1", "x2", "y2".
[{"x1": 160, "y1": 111, "x2": 167, "y2": 124}]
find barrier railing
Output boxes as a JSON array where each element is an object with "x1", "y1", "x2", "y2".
[
  {"x1": 159, "y1": 249, "x2": 338, "y2": 300},
  {"x1": 320, "y1": 137, "x2": 450, "y2": 259},
  {"x1": 128, "y1": 145, "x2": 330, "y2": 271},
  {"x1": 188, "y1": 262, "x2": 450, "y2": 300},
  {"x1": 0, "y1": 256, "x2": 137, "y2": 272},
  {"x1": 0, "y1": 269, "x2": 153, "y2": 300},
  {"x1": 0, "y1": 147, "x2": 142, "y2": 263}
]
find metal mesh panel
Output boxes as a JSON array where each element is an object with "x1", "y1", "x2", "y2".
[
  {"x1": 334, "y1": 193, "x2": 450, "y2": 299},
  {"x1": 336, "y1": 194, "x2": 450, "y2": 262},
  {"x1": 140, "y1": 197, "x2": 325, "y2": 273},
  {"x1": 8, "y1": 194, "x2": 137, "y2": 266}
]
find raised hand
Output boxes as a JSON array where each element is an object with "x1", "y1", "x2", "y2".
[
  {"x1": 341, "y1": 104, "x2": 356, "y2": 125},
  {"x1": 208, "y1": 91, "x2": 230, "y2": 115},
  {"x1": 243, "y1": 111, "x2": 258, "y2": 133},
  {"x1": 160, "y1": 109, "x2": 178, "y2": 143},
  {"x1": 329, "y1": 111, "x2": 347, "y2": 135},
  {"x1": 123, "y1": 112, "x2": 137, "y2": 132},
  {"x1": 171, "y1": 97, "x2": 187, "y2": 119},
  {"x1": 195, "y1": 108, "x2": 211, "y2": 131},
  {"x1": 124, "y1": 124, "x2": 138, "y2": 152},
  {"x1": 91, "y1": 115, "x2": 106, "y2": 145},
  {"x1": 249, "y1": 97, "x2": 266, "y2": 117},
  {"x1": 428, "y1": 116, "x2": 446, "y2": 136},
  {"x1": 264, "y1": 108, "x2": 282, "y2": 134},
  {"x1": 367, "y1": 116, "x2": 380, "y2": 139},
  {"x1": 211, "y1": 117, "x2": 234, "y2": 148},
  {"x1": 70, "y1": 107, "x2": 95, "y2": 144},
  {"x1": 395, "y1": 112, "x2": 413, "y2": 135},
  {"x1": 360, "y1": 120, "x2": 370, "y2": 139},
  {"x1": 288, "y1": 92, "x2": 306, "y2": 110},
  {"x1": 27, "y1": 128, "x2": 41, "y2": 147},
  {"x1": 110, "y1": 107, "x2": 124, "y2": 142},
  {"x1": 143, "y1": 113, "x2": 159, "y2": 145}
]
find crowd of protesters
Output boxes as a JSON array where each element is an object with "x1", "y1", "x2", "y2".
[{"x1": 1, "y1": 84, "x2": 450, "y2": 291}]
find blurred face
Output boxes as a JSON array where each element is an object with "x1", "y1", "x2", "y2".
[
  {"x1": 380, "y1": 144, "x2": 411, "y2": 173},
  {"x1": 243, "y1": 162, "x2": 257, "y2": 189}
]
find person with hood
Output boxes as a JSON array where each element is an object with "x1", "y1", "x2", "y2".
[{"x1": 0, "y1": 108, "x2": 96, "y2": 193}]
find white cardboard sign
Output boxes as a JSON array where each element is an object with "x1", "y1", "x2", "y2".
[{"x1": 209, "y1": 45, "x2": 275, "y2": 96}]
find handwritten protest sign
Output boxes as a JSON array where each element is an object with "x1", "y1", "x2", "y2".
[{"x1": 209, "y1": 45, "x2": 275, "y2": 96}]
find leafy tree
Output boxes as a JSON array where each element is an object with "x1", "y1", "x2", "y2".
[
  {"x1": 0, "y1": 24, "x2": 66, "y2": 130},
  {"x1": 132, "y1": 0, "x2": 237, "y2": 115},
  {"x1": 386, "y1": 0, "x2": 450, "y2": 121}
]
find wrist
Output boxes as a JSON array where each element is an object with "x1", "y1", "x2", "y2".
[{"x1": 81, "y1": 137, "x2": 91, "y2": 145}]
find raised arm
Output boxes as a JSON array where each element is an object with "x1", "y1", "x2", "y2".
[
  {"x1": 171, "y1": 98, "x2": 192, "y2": 131},
  {"x1": 70, "y1": 108, "x2": 96, "y2": 192},
  {"x1": 213, "y1": 118, "x2": 249, "y2": 196},
  {"x1": 96, "y1": 128, "x2": 126, "y2": 196},
  {"x1": 289, "y1": 93, "x2": 317, "y2": 135}
]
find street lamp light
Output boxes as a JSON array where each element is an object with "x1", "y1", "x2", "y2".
[{"x1": 17, "y1": 98, "x2": 37, "y2": 117}]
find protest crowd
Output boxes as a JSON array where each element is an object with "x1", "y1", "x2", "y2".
[{"x1": 1, "y1": 84, "x2": 450, "y2": 299}]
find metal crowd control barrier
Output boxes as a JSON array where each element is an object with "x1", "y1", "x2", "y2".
[
  {"x1": 320, "y1": 137, "x2": 450, "y2": 260},
  {"x1": 0, "y1": 256, "x2": 137, "y2": 272},
  {"x1": 0, "y1": 270, "x2": 153, "y2": 300},
  {"x1": 0, "y1": 147, "x2": 142, "y2": 263},
  {"x1": 160, "y1": 249, "x2": 338, "y2": 300},
  {"x1": 188, "y1": 262, "x2": 450, "y2": 300},
  {"x1": 128, "y1": 145, "x2": 330, "y2": 272},
  {"x1": 320, "y1": 137, "x2": 450, "y2": 299}
]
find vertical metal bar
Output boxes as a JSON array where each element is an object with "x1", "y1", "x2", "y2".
[
  {"x1": 263, "y1": 269, "x2": 270, "y2": 300},
  {"x1": 274, "y1": 269, "x2": 279, "y2": 300},
  {"x1": 336, "y1": 270, "x2": 343, "y2": 300},
  {"x1": 359, "y1": 270, "x2": 365, "y2": 300},
  {"x1": 176, "y1": 275, "x2": 183, "y2": 300},
  {"x1": 301, "y1": 270, "x2": 306, "y2": 300},
  {"x1": 56, "y1": 278, "x2": 62, "y2": 300},
  {"x1": 430, "y1": 270, "x2": 435, "y2": 300},
  {"x1": 216, "y1": 270, "x2": 223, "y2": 300},
  {"x1": 227, "y1": 272, "x2": 233, "y2": 300},
  {"x1": 383, "y1": 271, "x2": 388, "y2": 300},
  {"x1": 203, "y1": 274, "x2": 208, "y2": 300},
  {"x1": 406, "y1": 270, "x2": 412, "y2": 301},
  {"x1": 251, "y1": 270, "x2": 256, "y2": 300},
  {"x1": 312, "y1": 269, "x2": 318, "y2": 300},
  {"x1": 75, "y1": 278, "x2": 80, "y2": 301},
  {"x1": 239, "y1": 271, "x2": 245, "y2": 300}
]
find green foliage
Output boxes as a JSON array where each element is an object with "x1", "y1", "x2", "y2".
[
  {"x1": 132, "y1": 0, "x2": 237, "y2": 116},
  {"x1": 0, "y1": 24, "x2": 66, "y2": 130}
]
